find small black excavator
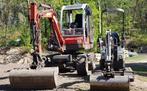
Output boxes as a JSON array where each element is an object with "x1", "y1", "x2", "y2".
[{"x1": 90, "y1": 8, "x2": 134, "y2": 91}]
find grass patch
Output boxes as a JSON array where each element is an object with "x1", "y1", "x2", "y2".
[
  {"x1": 126, "y1": 54, "x2": 147, "y2": 79},
  {"x1": 131, "y1": 65, "x2": 147, "y2": 81},
  {"x1": 126, "y1": 54, "x2": 147, "y2": 62},
  {"x1": 132, "y1": 67, "x2": 147, "y2": 72}
]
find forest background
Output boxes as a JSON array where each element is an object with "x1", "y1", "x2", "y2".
[{"x1": 0, "y1": 0, "x2": 147, "y2": 52}]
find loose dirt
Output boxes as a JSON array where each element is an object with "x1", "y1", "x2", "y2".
[{"x1": 0, "y1": 47, "x2": 147, "y2": 91}]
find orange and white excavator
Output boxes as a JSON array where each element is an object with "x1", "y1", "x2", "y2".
[{"x1": 9, "y1": 1, "x2": 94, "y2": 89}]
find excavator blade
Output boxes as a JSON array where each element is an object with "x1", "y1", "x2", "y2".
[
  {"x1": 90, "y1": 73, "x2": 129, "y2": 91},
  {"x1": 9, "y1": 67, "x2": 59, "y2": 89}
]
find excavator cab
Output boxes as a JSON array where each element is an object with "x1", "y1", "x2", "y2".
[{"x1": 60, "y1": 4, "x2": 94, "y2": 51}]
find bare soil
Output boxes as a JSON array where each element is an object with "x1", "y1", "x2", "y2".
[{"x1": 0, "y1": 47, "x2": 147, "y2": 91}]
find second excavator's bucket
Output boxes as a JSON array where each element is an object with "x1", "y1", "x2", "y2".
[
  {"x1": 9, "y1": 67, "x2": 59, "y2": 90},
  {"x1": 90, "y1": 73, "x2": 130, "y2": 91}
]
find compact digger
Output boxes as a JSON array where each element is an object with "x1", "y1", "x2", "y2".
[
  {"x1": 9, "y1": 2, "x2": 94, "y2": 89},
  {"x1": 90, "y1": 8, "x2": 134, "y2": 91}
]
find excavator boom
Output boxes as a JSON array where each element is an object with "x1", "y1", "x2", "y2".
[{"x1": 29, "y1": 2, "x2": 65, "y2": 53}]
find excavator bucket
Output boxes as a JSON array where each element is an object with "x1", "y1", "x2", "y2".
[
  {"x1": 90, "y1": 73, "x2": 130, "y2": 91},
  {"x1": 9, "y1": 67, "x2": 59, "y2": 89}
]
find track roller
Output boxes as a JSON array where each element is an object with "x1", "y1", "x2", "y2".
[{"x1": 9, "y1": 67, "x2": 59, "y2": 89}]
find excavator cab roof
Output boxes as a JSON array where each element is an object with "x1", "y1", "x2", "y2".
[
  {"x1": 61, "y1": 4, "x2": 92, "y2": 15},
  {"x1": 62, "y1": 4, "x2": 88, "y2": 10}
]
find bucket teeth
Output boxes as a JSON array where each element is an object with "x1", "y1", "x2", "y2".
[{"x1": 9, "y1": 67, "x2": 59, "y2": 89}]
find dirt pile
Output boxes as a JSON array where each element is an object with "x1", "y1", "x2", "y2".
[{"x1": 0, "y1": 47, "x2": 32, "y2": 64}]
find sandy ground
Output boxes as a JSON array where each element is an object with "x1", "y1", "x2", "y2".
[
  {"x1": 0, "y1": 47, "x2": 147, "y2": 91},
  {"x1": 0, "y1": 61, "x2": 147, "y2": 91}
]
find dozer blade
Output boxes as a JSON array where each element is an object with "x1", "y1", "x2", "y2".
[
  {"x1": 9, "y1": 67, "x2": 59, "y2": 89},
  {"x1": 90, "y1": 73, "x2": 129, "y2": 91}
]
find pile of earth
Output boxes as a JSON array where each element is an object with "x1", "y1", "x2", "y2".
[{"x1": 0, "y1": 47, "x2": 32, "y2": 64}]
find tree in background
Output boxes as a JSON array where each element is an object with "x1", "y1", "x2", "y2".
[{"x1": 0, "y1": 0, "x2": 147, "y2": 51}]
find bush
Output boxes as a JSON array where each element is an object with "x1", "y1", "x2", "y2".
[
  {"x1": 8, "y1": 39, "x2": 21, "y2": 46},
  {"x1": 127, "y1": 33, "x2": 147, "y2": 50}
]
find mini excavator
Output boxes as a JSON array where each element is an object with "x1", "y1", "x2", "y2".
[{"x1": 90, "y1": 8, "x2": 134, "y2": 91}]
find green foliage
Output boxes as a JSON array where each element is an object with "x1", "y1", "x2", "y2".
[
  {"x1": 19, "y1": 24, "x2": 31, "y2": 47},
  {"x1": 127, "y1": 32, "x2": 147, "y2": 48},
  {"x1": 0, "y1": 0, "x2": 147, "y2": 52},
  {"x1": 8, "y1": 40, "x2": 20, "y2": 46}
]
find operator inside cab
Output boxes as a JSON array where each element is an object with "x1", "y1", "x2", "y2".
[
  {"x1": 67, "y1": 14, "x2": 83, "y2": 35},
  {"x1": 63, "y1": 12, "x2": 83, "y2": 35},
  {"x1": 61, "y1": 4, "x2": 92, "y2": 36}
]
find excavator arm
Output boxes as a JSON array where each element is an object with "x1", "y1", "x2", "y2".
[
  {"x1": 29, "y1": 2, "x2": 65, "y2": 54},
  {"x1": 28, "y1": 2, "x2": 65, "y2": 69}
]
